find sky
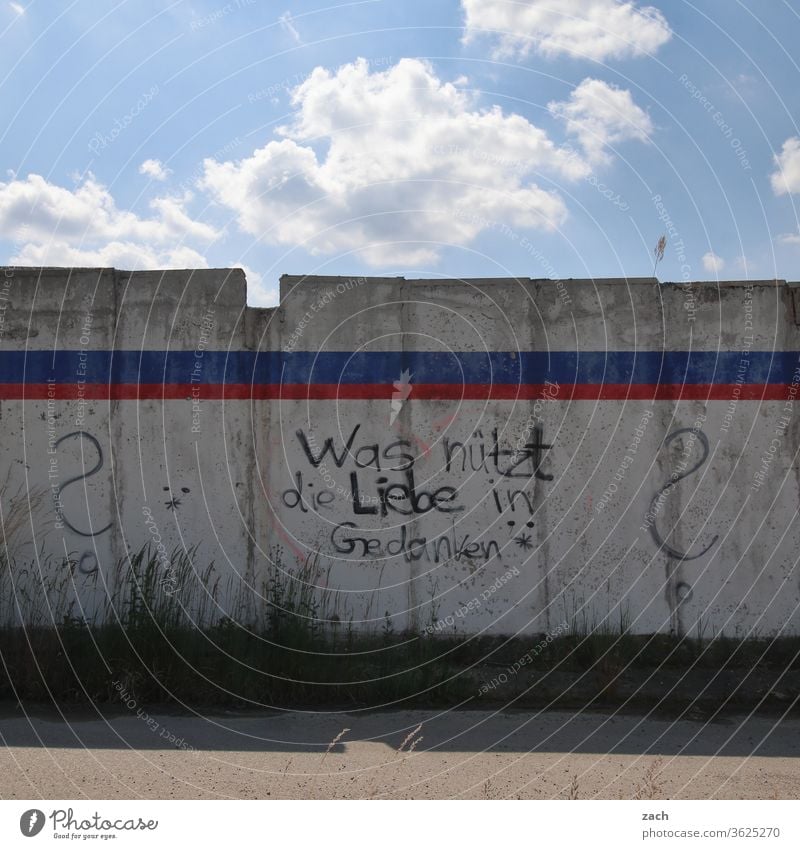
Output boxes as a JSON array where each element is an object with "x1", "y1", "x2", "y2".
[{"x1": 0, "y1": 0, "x2": 799, "y2": 306}]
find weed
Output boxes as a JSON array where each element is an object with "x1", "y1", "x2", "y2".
[
  {"x1": 3, "y1": 539, "x2": 800, "y2": 711},
  {"x1": 634, "y1": 758, "x2": 665, "y2": 800},
  {"x1": 322, "y1": 728, "x2": 349, "y2": 764},
  {"x1": 567, "y1": 773, "x2": 580, "y2": 800},
  {"x1": 397, "y1": 723, "x2": 423, "y2": 753}
]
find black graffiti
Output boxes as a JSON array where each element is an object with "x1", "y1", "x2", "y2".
[
  {"x1": 648, "y1": 427, "x2": 719, "y2": 561},
  {"x1": 331, "y1": 521, "x2": 500, "y2": 564},
  {"x1": 162, "y1": 485, "x2": 191, "y2": 511},
  {"x1": 443, "y1": 426, "x2": 553, "y2": 479},
  {"x1": 514, "y1": 533, "x2": 534, "y2": 551},
  {"x1": 349, "y1": 468, "x2": 463, "y2": 516},
  {"x1": 289, "y1": 424, "x2": 553, "y2": 521},
  {"x1": 491, "y1": 486, "x2": 535, "y2": 515},
  {"x1": 296, "y1": 425, "x2": 417, "y2": 471},
  {"x1": 54, "y1": 431, "x2": 112, "y2": 537},
  {"x1": 297, "y1": 425, "x2": 554, "y2": 480},
  {"x1": 77, "y1": 551, "x2": 98, "y2": 575},
  {"x1": 282, "y1": 470, "x2": 337, "y2": 512},
  {"x1": 296, "y1": 425, "x2": 362, "y2": 468}
]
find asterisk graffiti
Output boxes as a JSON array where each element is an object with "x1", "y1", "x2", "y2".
[{"x1": 514, "y1": 533, "x2": 533, "y2": 551}]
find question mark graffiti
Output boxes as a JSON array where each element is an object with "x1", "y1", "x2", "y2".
[
  {"x1": 54, "y1": 431, "x2": 112, "y2": 537},
  {"x1": 648, "y1": 427, "x2": 719, "y2": 561}
]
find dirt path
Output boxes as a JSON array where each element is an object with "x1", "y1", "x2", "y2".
[{"x1": 1, "y1": 708, "x2": 799, "y2": 799}]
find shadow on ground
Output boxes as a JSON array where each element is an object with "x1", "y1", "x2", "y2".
[{"x1": 1, "y1": 704, "x2": 798, "y2": 758}]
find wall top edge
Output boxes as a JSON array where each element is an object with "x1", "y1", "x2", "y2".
[
  {"x1": 0, "y1": 268, "x2": 793, "y2": 302},
  {"x1": 279, "y1": 273, "x2": 789, "y2": 288}
]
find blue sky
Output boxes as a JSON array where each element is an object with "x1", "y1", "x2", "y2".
[{"x1": 0, "y1": 0, "x2": 798, "y2": 304}]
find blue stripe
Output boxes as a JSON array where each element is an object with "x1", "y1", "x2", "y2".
[{"x1": 0, "y1": 350, "x2": 795, "y2": 384}]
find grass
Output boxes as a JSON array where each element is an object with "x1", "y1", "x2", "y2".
[
  {"x1": 1, "y1": 538, "x2": 799, "y2": 710},
  {"x1": 0, "y1": 543, "x2": 485, "y2": 706}
]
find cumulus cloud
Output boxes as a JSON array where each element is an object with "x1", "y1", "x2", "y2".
[
  {"x1": 702, "y1": 251, "x2": 725, "y2": 273},
  {"x1": 771, "y1": 137, "x2": 800, "y2": 195},
  {"x1": 461, "y1": 0, "x2": 671, "y2": 61},
  {"x1": 0, "y1": 172, "x2": 219, "y2": 269},
  {"x1": 548, "y1": 78, "x2": 652, "y2": 163},
  {"x1": 201, "y1": 57, "x2": 590, "y2": 266},
  {"x1": 239, "y1": 264, "x2": 279, "y2": 307},
  {"x1": 12, "y1": 240, "x2": 208, "y2": 270},
  {"x1": 139, "y1": 158, "x2": 171, "y2": 181}
]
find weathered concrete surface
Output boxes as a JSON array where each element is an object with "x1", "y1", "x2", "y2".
[
  {"x1": 0, "y1": 268, "x2": 257, "y2": 626},
  {"x1": 2, "y1": 267, "x2": 800, "y2": 637},
  {"x1": 269, "y1": 275, "x2": 800, "y2": 639},
  {"x1": 1, "y1": 709, "x2": 798, "y2": 799}
]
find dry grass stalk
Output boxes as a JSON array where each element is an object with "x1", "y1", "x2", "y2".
[
  {"x1": 397, "y1": 723, "x2": 423, "y2": 753},
  {"x1": 634, "y1": 757, "x2": 665, "y2": 800},
  {"x1": 0, "y1": 474, "x2": 47, "y2": 557},
  {"x1": 568, "y1": 773, "x2": 580, "y2": 800},
  {"x1": 406, "y1": 735, "x2": 423, "y2": 754},
  {"x1": 321, "y1": 727, "x2": 349, "y2": 763}
]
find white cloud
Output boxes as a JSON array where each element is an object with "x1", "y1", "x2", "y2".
[
  {"x1": 548, "y1": 78, "x2": 652, "y2": 163},
  {"x1": 11, "y1": 240, "x2": 208, "y2": 270},
  {"x1": 239, "y1": 264, "x2": 279, "y2": 307},
  {"x1": 0, "y1": 173, "x2": 219, "y2": 269},
  {"x1": 201, "y1": 57, "x2": 590, "y2": 266},
  {"x1": 702, "y1": 251, "x2": 725, "y2": 273},
  {"x1": 279, "y1": 10, "x2": 301, "y2": 44},
  {"x1": 771, "y1": 137, "x2": 800, "y2": 195},
  {"x1": 9, "y1": 2, "x2": 24, "y2": 16},
  {"x1": 139, "y1": 158, "x2": 171, "y2": 181},
  {"x1": 461, "y1": 0, "x2": 671, "y2": 61},
  {"x1": 148, "y1": 194, "x2": 220, "y2": 242},
  {"x1": 777, "y1": 233, "x2": 800, "y2": 246}
]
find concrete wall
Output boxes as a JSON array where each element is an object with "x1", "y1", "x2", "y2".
[{"x1": 2, "y1": 266, "x2": 799, "y2": 638}]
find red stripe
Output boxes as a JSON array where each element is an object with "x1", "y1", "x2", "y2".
[{"x1": 0, "y1": 382, "x2": 789, "y2": 400}]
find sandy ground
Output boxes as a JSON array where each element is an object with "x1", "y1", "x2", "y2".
[{"x1": 1, "y1": 707, "x2": 799, "y2": 799}]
